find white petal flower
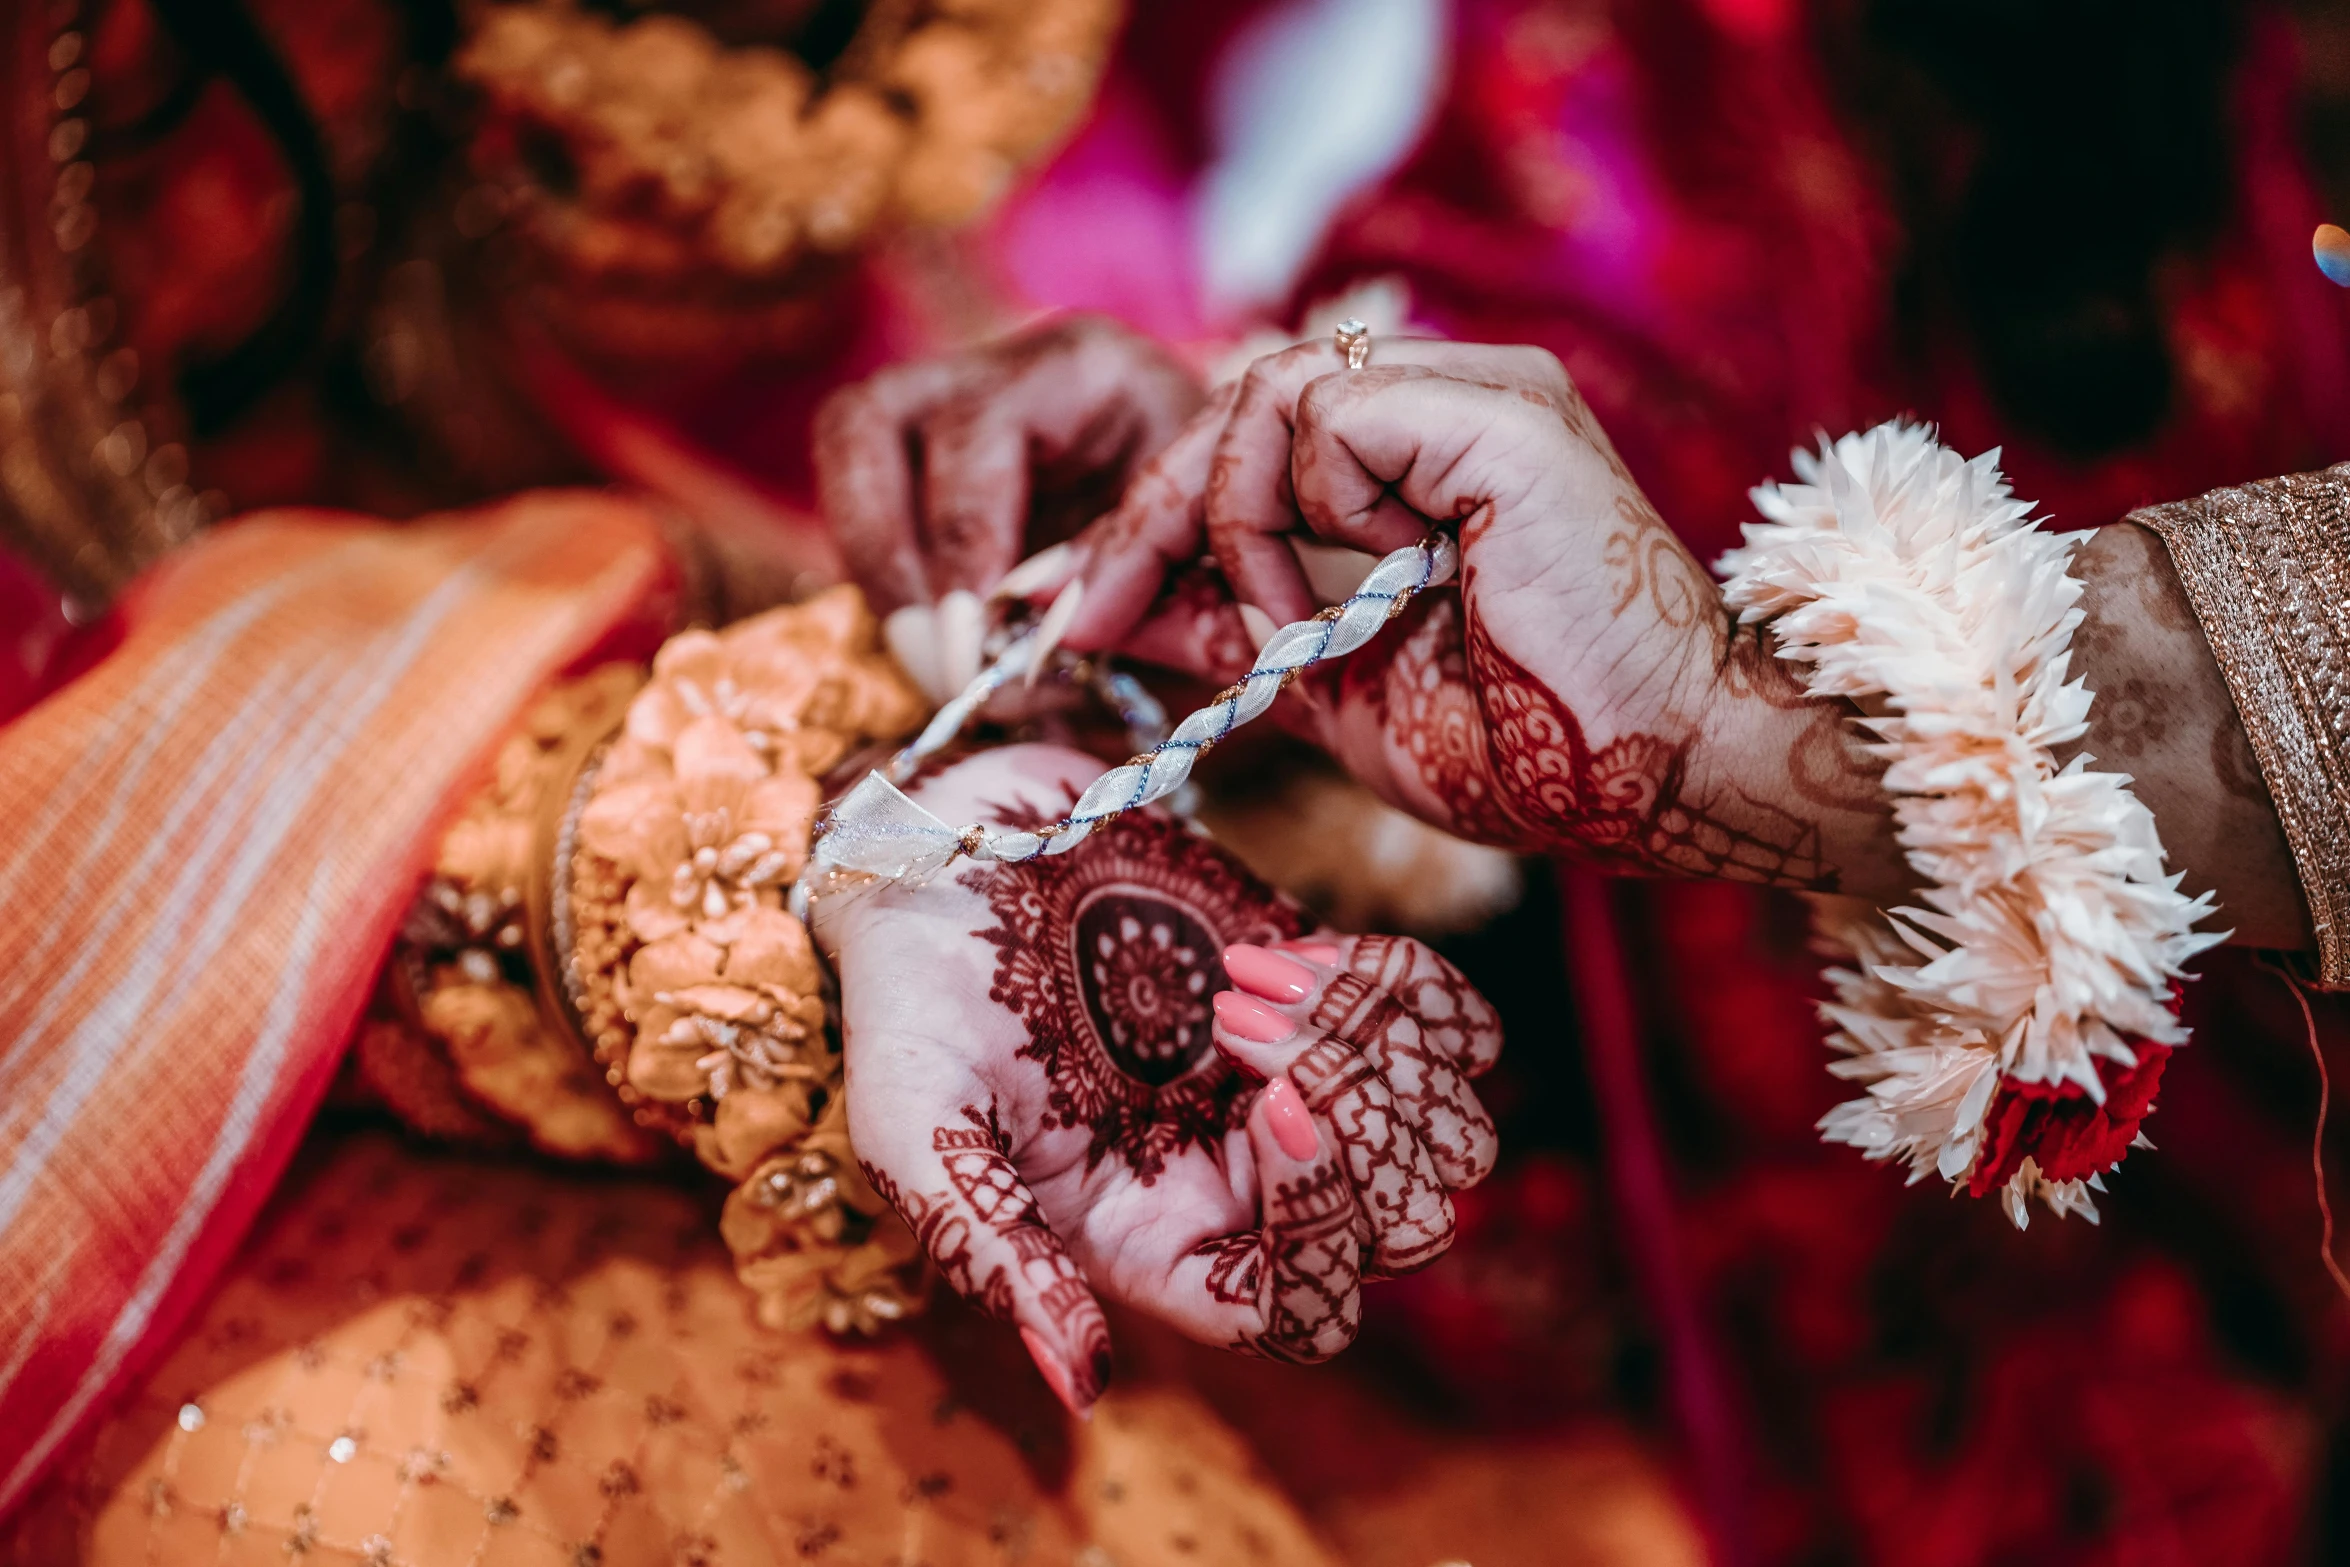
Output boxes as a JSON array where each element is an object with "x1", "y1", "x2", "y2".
[{"x1": 1723, "y1": 423, "x2": 2218, "y2": 1223}]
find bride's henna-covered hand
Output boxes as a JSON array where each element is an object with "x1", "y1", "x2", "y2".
[
  {"x1": 811, "y1": 745, "x2": 1501, "y2": 1410},
  {"x1": 1032, "y1": 339, "x2": 1913, "y2": 899},
  {"x1": 814, "y1": 315, "x2": 1203, "y2": 610}
]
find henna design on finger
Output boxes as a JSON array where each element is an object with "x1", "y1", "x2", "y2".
[
  {"x1": 1307, "y1": 973, "x2": 1404, "y2": 1041},
  {"x1": 1307, "y1": 959, "x2": 1497, "y2": 1186},
  {"x1": 1232, "y1": 1161, "x2": 1362, "y2": 1363},
  {"x1": 936, "y1": 1104, "x2": 1039, "y2": 1229},
  {"x1": 1009, "y1": 1223, "x2": 1114, "y2": 1405},
  {"x1": 863, "y1": 1104, "x2": 1113, "y2": 1402},
  {"x1": 860, "y1": 1175, "x2": 1007, "y2": 1320},
  {"x1": 1341, "y1": 936, "x2": 1503, "y2": 1076},
  {"x1": 970, "y1": 812, "x2": 1305, "y2": 1180},
  {"x1": 858, "y1": 1157, "x2": 1001, "y2": 1316},
  {"x1": 1288, "y1": 1034, "x2": 1453, "y2": 1275}
]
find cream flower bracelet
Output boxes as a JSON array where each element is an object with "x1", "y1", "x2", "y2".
[{"x1": 1720, "y1": 422, "x2": 2223, "y2": 1225}]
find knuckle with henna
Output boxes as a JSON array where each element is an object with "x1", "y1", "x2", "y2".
[
  {"x1": 1313, "y1": 1315, "x2": 1360, "y2": 1360},
  {"x1": 1237, "y1": 356, "x2": 1285, "y2": 408}
]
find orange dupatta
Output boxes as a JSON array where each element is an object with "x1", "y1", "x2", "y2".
[{"x1": 0, "y1": 493, "x2": 673, "y2": 1516}]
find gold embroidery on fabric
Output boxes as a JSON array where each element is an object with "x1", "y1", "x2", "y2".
[{"x1": 2135, "y1": 464, "x2": 2350, "y2": 988}]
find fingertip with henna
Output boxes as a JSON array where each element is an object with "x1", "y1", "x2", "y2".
[{"x1": 1020, "y1": 1325, "x2": 1100, "y2": 1419}]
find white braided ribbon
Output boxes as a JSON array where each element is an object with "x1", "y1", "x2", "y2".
[{"x1": 807, "y1": 533, "x2": 1457, "y2": 885}]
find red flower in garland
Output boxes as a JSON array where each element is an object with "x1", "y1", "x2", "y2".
[{"x1": 1964, "y1": 1042, "x2": 2171, "y2": 1197}]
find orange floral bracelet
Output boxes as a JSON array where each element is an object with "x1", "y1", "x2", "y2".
[{"x1": 378, "y1": 586, "x2": 933, "y2": 1334}]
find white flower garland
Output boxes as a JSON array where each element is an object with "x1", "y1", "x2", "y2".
[{"x1": 1718, "y1": 421, "x2": 2223, "y2": 1226}]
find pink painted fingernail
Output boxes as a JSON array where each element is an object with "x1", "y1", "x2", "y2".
[
  {"x1": 1223, "y1": 943, "x2": 1316, "y2": 1003},
  {"x1": 1259, "y1": 1077, "x2": 1320, "y2": 1161},
  {"x1": 1214, "y1": 990, "x2": 1298, "y2": 1044},
  {"x1": 1020, "y1": 1326, "x2": 1092, "y2": 1418},
  {"x1": 1281, "y1": 941, "x2": 1343, "y2": 966}
]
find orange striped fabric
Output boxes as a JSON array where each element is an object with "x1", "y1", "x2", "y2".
[{"x1": 0, "y1": 493, "x2": 673, "y2": 1517}]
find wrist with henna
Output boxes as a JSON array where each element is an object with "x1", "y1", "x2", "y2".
[
  {"x1": 1323, "y1": 582, "x2": 1906, "y2": 897},
  {"x1": 2060, "y1": 522, "x2": 2306, "y2": 948}
]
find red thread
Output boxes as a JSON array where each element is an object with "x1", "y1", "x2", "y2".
[{"x1": 2261, "y1": 955, "x2": 2350, "y2": 1307}]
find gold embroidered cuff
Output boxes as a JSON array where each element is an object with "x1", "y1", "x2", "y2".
[{"x1": 2134, "y1": 463, "x2": 2350, "y2": 988}]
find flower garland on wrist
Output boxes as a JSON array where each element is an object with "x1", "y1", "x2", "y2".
[
  {"x1": 383, "y1": 585, "x2": 933, "y2": 1333},
  {"x1": 365, "y1": 665, "x2": 667, "y2": 1166},
  {"x1": 564, "y1": 586, "x2": 928, "y2": 1330},
  {"x1": 1719, "y1": 421, "x2": 2222, "y2": 1225}
]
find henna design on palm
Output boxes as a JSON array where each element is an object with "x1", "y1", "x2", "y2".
[
  {"x1": 1194, "y1": 1233, "x2": 1263, "y2": 1306},
  {"x1": 830, "y1": 746, "x2": 1504, "y2": 1392},
  {"x1": 970, "y1": 812, "x2": 1305, "y2": 1179}
]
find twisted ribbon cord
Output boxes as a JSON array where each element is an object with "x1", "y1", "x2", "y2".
[{"x1": 801, "y1": 533, "x2": 1457, "y2": 890}]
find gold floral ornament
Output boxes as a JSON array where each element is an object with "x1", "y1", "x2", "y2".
[
  {"x1": 453, "y1": 0, "x2": 1121, "y2": 362},
  {"x1": 369, "y1": 665, "x2": 667, "y2": 1166},
  {"x1": 565, "y1": 585, "x2": 928, "y2": 1330},
  {"x1": 721, "y1": 1098, "x2": 924, "y2": 1334}
]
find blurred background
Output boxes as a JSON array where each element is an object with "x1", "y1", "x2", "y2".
[{"x1": 5, "y1": 0, "x2": 2350, "y2": 1561}]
